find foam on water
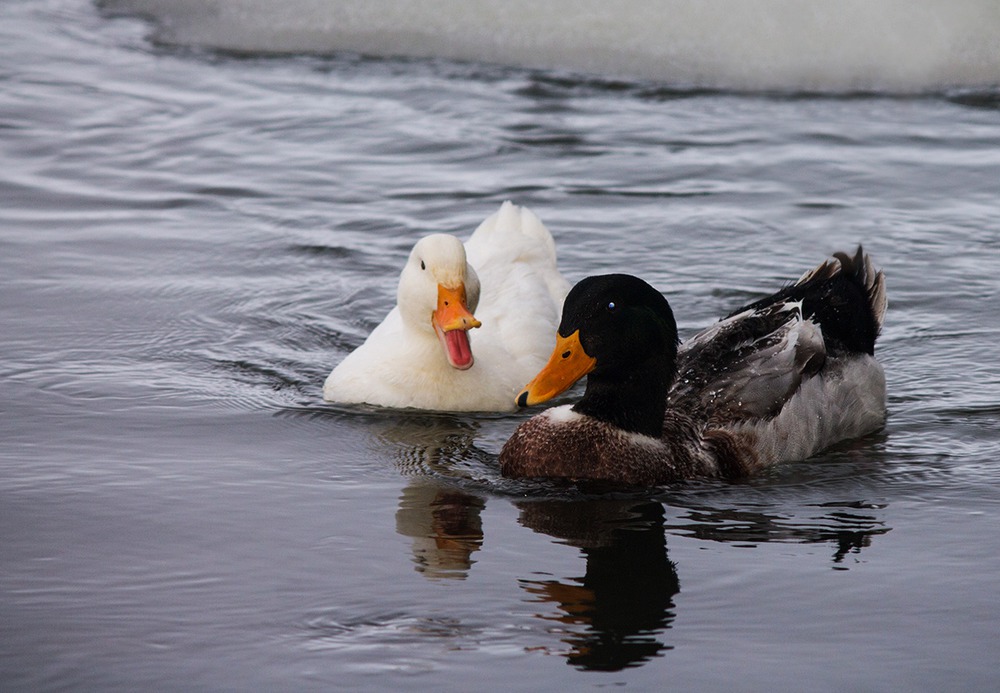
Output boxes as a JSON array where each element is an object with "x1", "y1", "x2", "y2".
[{"x1": 102, "y1": 0, "x2": 1000, "y2": 92}]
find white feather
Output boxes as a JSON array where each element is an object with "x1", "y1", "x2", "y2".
[{"x1": 323, "y1": 201, "x2": 569, "y2": 411}]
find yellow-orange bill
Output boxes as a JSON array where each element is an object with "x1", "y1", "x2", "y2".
[
  {"x1": 432, "y1": 283, "x2": 481, "y2": 370},
  {"x1": 516, "y1": 330, "x2": 596, "y2": 407}
]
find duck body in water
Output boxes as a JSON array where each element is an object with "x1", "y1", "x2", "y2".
[
  {"x1": 499, "y1": 248, "x2": 887, "y2": 485},
  {"x1": 323, "y1": 202, "x2": 569, "y2": 412}
]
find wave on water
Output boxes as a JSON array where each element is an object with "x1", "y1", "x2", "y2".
[{"x1": 100, "y1": 0, "x2": 1000, "y2": 93}]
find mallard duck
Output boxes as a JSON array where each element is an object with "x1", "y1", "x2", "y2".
[
  {"x1": 323, "y1": 202, "x2": 570, "y2": 411},
  {"x1": 499, "y1": 248, "x2": 887, "y2": 485}
]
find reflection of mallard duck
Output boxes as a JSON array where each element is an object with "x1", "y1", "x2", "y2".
[
  {"x1": 323, "y1": 202, "x2": 569, "y2": 411},
  {"x1": 500, "y1": 248, "x2": 886, "y2": 485},
  {"x1": 517, "y1": 500, "x2": 677, "y2": 670}
]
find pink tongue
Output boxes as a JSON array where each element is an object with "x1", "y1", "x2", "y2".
[{"x1": 444, "y1": 329, "x2": 474, "y2": 369}]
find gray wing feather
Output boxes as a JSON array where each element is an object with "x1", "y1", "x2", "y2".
[{"x1": 669, "y1": 301, "x2": 826, "y2": 423}]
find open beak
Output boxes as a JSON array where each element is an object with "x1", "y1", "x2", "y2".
[
  {"x1": 432, "y1": 283, "x2": 481, "y2": 370},
  {"x1": 516, "y1": 330, "x2": 596, "y2": 407}
]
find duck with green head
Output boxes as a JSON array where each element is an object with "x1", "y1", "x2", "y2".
[{"x1": 499, "y1": 248, "x2": 887, "y2": 486}]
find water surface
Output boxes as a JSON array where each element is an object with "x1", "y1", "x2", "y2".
[{"x1": 2, "y1": 1, "x2": 1000, "y2": 690}]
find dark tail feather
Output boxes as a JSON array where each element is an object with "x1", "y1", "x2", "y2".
[{"x1": 730, "y1": 246, "x2": 886, "y2": 355}]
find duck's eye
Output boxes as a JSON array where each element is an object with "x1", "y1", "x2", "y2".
[
  {"x1": 420, "y1": 260, "x2": 426, "y2": 270},
  {"x1": 607, "y1": 301, "x2": 616, "y2": 312}
]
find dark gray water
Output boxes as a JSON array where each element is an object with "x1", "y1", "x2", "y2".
[{"x1": 3, "y1": 1, "x2": 1000, "y2": 690}]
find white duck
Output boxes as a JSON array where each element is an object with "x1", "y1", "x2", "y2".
[{"x1": 323, "y1": 201, "x2": 570, "y2": 411}]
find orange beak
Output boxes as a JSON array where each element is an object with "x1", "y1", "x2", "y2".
[
  {"x1": 432, "y1": 283, "x2": 481, "y2": 370},
  {"x1": 515, "y1": 330, "x2": 596, "y2": 407}
]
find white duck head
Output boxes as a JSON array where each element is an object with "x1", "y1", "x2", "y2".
[{"x1": 397, "y1": 234, "x2": 482, "y2": 370}]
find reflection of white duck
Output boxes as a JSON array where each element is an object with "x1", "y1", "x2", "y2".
[{"x1": 323, "y1": 201, "x2": 570, "y2": 411}]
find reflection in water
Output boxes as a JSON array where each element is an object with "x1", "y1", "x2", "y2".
[
  {"x1": 380, "y1": 413, "x2": 490, "y2": 579},
  {"x1": 377, "y1": 410, "x2": 891, "y2": 667},
  {"x1": 665, "y1": 498, "x2": 890, "y2": 568},
  {"x1": 372, "y1": 411, "x2": 487, "y2": 480},
  {"x1": 516, "y1": 500, "x2": 678, "y2": 671},
  {"x1": 396, "y1": 479, "x2": 485, "y2": 579}
]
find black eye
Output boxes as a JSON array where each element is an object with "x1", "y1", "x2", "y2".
[
  {"x1": 607, "y1": 301, "x2": 616, "y2": 312},
  {"x1": 420, "y1": 260, "x2": 426, "y2": 270}
]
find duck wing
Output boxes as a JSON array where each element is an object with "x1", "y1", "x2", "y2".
[
  {"x1": 463, "y1": 202, "x2": 570, "y2": 372},
  {"x1": 670, "y1": 300, "x2": 825, "y2": 423},
  {"x1": 669, "y1": 246, "x2": 886, "y2": 425},
  {"x1": 730, "y1": 246, "x2": 886, "y2": 355},
  {"x1": 464, "y1": 201, "x2": 568, "y2": 308}
]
